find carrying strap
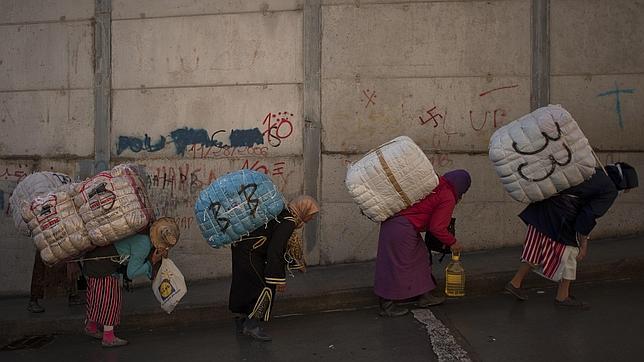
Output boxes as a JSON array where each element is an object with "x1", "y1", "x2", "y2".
[{"x1": 376, "y1": 148, "x2": 412, "y2": 208}]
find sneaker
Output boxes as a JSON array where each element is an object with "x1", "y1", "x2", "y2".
[
  {"x1": 378, "y1": 300, "x2": 409, "y2": 317},
  {"x1": 505, "y1": 282, "x2": 528, "y2": 301},
  {"x1": 417, "y1": 292, "x2": 445, "y2": 308},
  {"x1": 554, "y1": 297, "x2": 590, "y2": 310},
  {"x1": 27, "y1": 300, "x2": 45, "y2": 313},
  {"x1": 84, "y1": 328, "x2": 102, "y2": 339},
  {"x1": 102, "y1": 337, "x2": 129, "y2": 348}
]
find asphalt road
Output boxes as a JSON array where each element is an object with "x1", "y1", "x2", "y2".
[{"x1": 3, "y1": 278, "x2": 642, "y2": 362}]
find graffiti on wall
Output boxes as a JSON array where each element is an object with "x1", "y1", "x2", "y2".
[
  {"x1": 598, "y1": 82, "x2": 636, "y2": 129},
  {"x1": 117, "y1": 111, "x2": 295, "y2": 157}
]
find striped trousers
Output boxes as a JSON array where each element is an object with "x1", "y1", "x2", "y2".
[
  {"x1": 521, "y1": 225, "x2": 577, "y2": 281},
  {"x1": 86, "y1": 276, "x2": 122, "y2": 326}
]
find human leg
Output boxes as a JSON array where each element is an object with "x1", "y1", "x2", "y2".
[{"x1": 28, "y1": 252, "x2": 46, "y2": 313}]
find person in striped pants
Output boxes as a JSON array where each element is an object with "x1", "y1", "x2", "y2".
[{"x1": 82, "y1": 218, "x2": 180, "y2": 347}]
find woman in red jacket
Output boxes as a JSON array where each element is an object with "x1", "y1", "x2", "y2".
[{"x1": 375, "y1": 170, "x2": 471, "y2": 317}]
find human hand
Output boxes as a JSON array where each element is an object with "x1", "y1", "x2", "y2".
[
  {"x1": 577, "y1": 240, "x2": 588, "y2": 262},
  {"x1": 151, "y1": 249, "x2": 165, "y2": 265},
  {"x1": 450, "y1": 241, "x2": 463, "y2": 254},
  {"x1": 276, "y1": 284, "x2": 287, "y2": 293}
]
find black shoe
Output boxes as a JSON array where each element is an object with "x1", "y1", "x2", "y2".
[
  {"x1": 234, "y1": 316, "x2": 245, "y2": 335},
  {"x1": 379, "y1": 299, "x2": 408, "y2": 317},
  {"x1": 28, "y1": 300, "x2": 45, "y2": 313},
  {"x1": 416, "y1": 292, "x2": 445, "y2": 308},
  {"x1": 242, "y1": 318, "x2": 272, "y2": 342},
  {"x1": 505, "y1": 282, "x2": 528, "y2": 301},
  {"x1": 554, "y1": 297, "x2": 590, "y2": 310}
]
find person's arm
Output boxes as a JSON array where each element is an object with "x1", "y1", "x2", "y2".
[
  {"x1": 574, "y1": 175, "x2": 618, "y2": 237},
  {"x1": 125, "y1": 237, "x2": 153, "y2": 280},
  {"x1": 426, "y1": 193, "x2": 458, "y2": 247},
  {"x1": 264, "y1": 219, "x2": 297, "y2": 287}
]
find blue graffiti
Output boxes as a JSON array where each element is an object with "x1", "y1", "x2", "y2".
[
  {"x1": 229, "y1": 128, "x2": 264, "y2": 147},
  {"x1": 117, "y1": 134, "x2": 166, "y2": 155},
  {"x1": 117, "y1": 127, "x2": 265, "y2": 156},
  {"x1": 598, "y1": 82, "x2": 636, "y2": 129},
  {"x1": 170, "y1": 128, "x2": 220, "y2": 156}
]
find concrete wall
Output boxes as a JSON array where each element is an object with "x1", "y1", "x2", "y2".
[
  {"x1": 0, "y1": 0, "x2": 95, "y2": 294},
  {"x1": 0, "y1": 0, "x2": 642, "y2": 294}
]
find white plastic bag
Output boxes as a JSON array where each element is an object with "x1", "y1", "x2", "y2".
[{"x1": 152, "y1": 258, "x2": 187, "y2": 314}]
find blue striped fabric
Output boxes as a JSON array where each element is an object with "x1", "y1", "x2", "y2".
[{"x1": 194, "y1": 170, "x2": 285, "y2": 248}]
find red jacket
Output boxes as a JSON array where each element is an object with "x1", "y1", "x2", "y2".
[{"x1": 396, "y1": 177, "x2": 457, "y2": 246}]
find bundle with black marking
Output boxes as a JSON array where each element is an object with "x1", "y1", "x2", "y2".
[
  {"x1": 74, "y1": 164, "x2": 153, "y2": 246},
  {"x1": 21, "y1": 188, "x2": 92, "y2": 265},
  {"x1": 9, "y1": 171, "x2": 73, "y2": 236},
  {"x1": 488, "y1": 105, "x2": 596, "y2": 203}
]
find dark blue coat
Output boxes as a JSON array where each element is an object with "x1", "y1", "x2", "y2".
[{"x1": 519, "y1": 168, "x2": 618, "y2": 246}]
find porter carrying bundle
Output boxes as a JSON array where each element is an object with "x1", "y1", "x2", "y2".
[
  {"x1": 489, "y1": 105, "x2": 596, "y2": 203},
  {"x1": 345, "y1": 136, "x2": 439, "y2": 222}
]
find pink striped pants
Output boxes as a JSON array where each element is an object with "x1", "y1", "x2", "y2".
[
  {"x1": 86, "y1": 276, "x2": 122, "y2": 326},
  {"x1": 521, "y1": 225, "x2": 567, "y2": 280}
]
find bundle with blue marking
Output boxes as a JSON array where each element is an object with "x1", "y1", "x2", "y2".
[{"x1": 194, "y1": 169, "x2": 285, "y2": 248}]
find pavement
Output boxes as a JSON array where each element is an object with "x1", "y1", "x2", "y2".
[{"x1": 2, "y1": 233, "x2": 644, "y2": 346}]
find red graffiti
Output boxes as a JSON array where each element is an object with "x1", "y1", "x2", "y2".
[
  {"x1": 241, "y1": 160, "x2": 287, "y2": 179},
  {"x1": 479, "y1": 84, "x2": 519, "y2": 97},
  {"x1": 428, "y1": 154, "x2": 454, "y2": 168},
  {"x1": 419, "y1": 106, "x2": 444, "y2": 127},
  {"x1": 0, "y1": 164, "x2": 30, "y2": 181},
  {"x1": 469, "y1": 108, "x2": 507, "y2": 131},
  {"x1": 263, "y1": 112, "x2": 294, "y2": 147},
  {"x1": 362, "y1": 89, "x2": 377, "y2": 108}
]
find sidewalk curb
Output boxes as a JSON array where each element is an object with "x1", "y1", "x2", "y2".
[{"x1": 2, "y1": 254, "x2": 644, "y2": 343}]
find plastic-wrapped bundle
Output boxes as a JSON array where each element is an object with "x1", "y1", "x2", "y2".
[
  {"x1": 194, "y1": 170, "x2": 285, "y2": 248},
  {"x1": 489, "y1": 105, "x2": 596, "y2": 203},
  {"x1": 9, "y1": 172, "x2": 73, "y2": 236},
  {"x1": 345, "y1": 136, "x2": 439, "y2": 222},
  {"x1": 74, "y1": 164, "x2": 153, "y2": 246},
  {"x1": 22, "y1": 189, "x2": 92, "y2": 265}
]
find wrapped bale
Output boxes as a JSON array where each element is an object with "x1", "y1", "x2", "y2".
[
  {"x1": 74, "y1": 164, "x2": 153, "y2": 246},
  {"x1": 345, "y1": 136, "x2": 439, "y2": 222},
  {"x1": 22, "y1": 189, "x2": 92, "y2": 265},
  {"x1": 489, "y1": 105, "x2": 596, "y2": 203},
  {"x1": 9, "y1": 171, "x2": 73, "y2": 236},
  {"x1": 194, "y1": 169, "x2": 285, "y2": 248}
]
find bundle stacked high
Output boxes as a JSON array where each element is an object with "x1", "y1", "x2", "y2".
[
  {"x1": 9, "y1": 171, "x2": 73, "y2": 236},
  {"x1": 194, "y1": 170, "x2": 285, "y2": 248},
  {"x1": 488, "y1": 105, "x2": 596, "y2": 203},
  {"x1": 22, "y1": 190, "x2": 92, "y2": 265},
  {"x1": 74, "y1": 164, "x2": 153, "y2": 246},
  {"x1": 345, "y1": 136, "x2": 439, "y2": 222}
]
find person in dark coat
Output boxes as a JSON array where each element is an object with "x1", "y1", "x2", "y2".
[
  {"x1": 230, "y1": 195, "x2": 319, "y2": 341},
  {"x1": 505, "y1": 162, "x2": 638, "y2": 309}
]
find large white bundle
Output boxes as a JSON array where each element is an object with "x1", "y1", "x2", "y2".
[
  {"x1": 345, "y1": 136, "x2": 439, "y2": 222},
  {"x1": 489, "y1": 105, "x2": 596, "y2": 203},
  {"x1": 9, "y1": 172, "x2": 73, "y2": 236},
  {"x1": 22, "y1": 189, "x2": 92, "y2": 265},
  {"x1": 74, "y1": 164, "x2": 153, "y2": 246}
]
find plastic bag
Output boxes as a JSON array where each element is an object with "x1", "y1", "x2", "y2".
[{"x1": 152, "y1": 258, "x2": 187, "y2": 314}]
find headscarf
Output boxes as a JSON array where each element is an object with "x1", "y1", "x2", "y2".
[
  {"x1": 605, "y1": 162, "x2": 639, "y2": 190},
  {"x1": 443, "y1": 169, "x2": 472, "y2": 200},
  {"x1": 287, "y1": 195, "x2": 320, "y2": 229},
  {"x1": 285, "y1": 195, "x2": 320, "y2": 274}
]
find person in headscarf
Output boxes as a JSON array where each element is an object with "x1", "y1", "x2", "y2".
[
  {"x1": 506, "y1": 163, "x2": 638, "y2": 309},
  {"x1": 374, "y1": 169, "x2": 471, "y2": 317},
  {"x1": 229, "y1": 195, "x2": 320, "y2": 341},
  {"x1": 82, "y1": 217, "x2": 180, "y2": 347}
]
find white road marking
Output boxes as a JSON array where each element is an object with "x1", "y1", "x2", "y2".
[{"x1": 412, "y1": 309, "x2": 471, "y2": 362}]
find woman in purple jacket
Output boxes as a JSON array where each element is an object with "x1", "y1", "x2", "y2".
[{"x1": 505, "y1": 162, "x2": 638, "y2": 309}]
